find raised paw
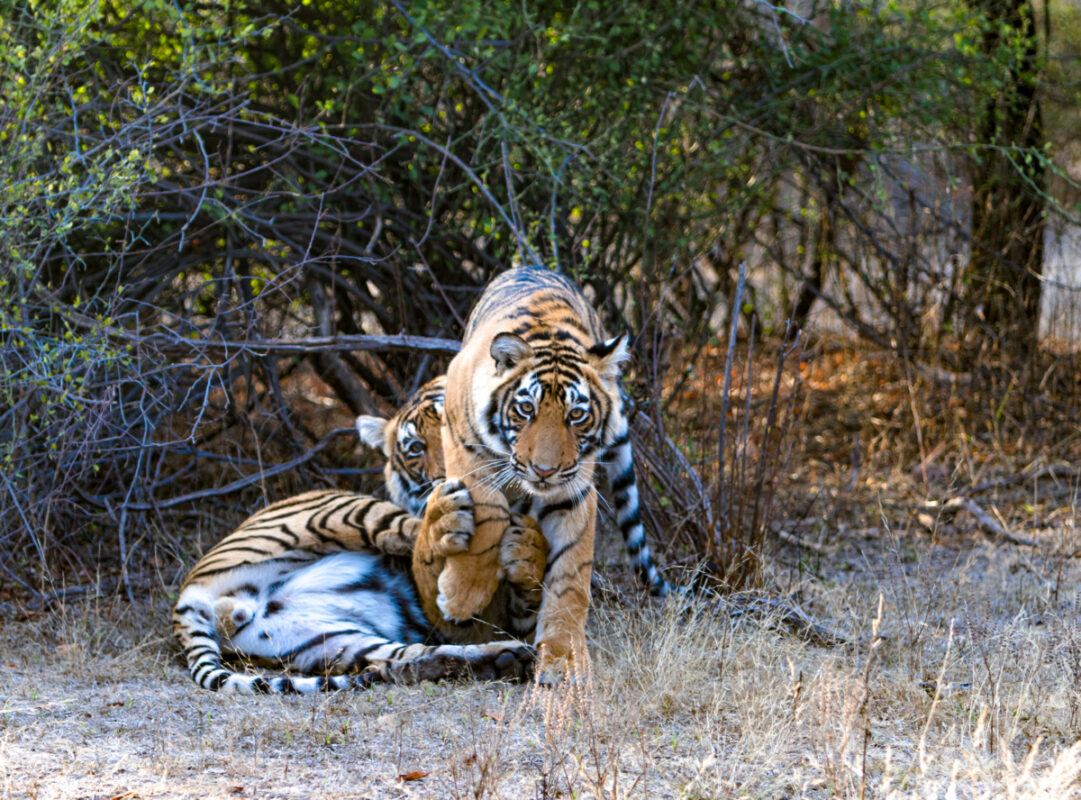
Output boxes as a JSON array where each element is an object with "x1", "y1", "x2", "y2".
[
  {"x1": 436, "y1": 566, "x2": 502, "y2": 623},
  {"x1": 423, "y1": 479, "x2": 475, "y2": 556}
]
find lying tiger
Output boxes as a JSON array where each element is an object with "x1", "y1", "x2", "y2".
[
  {"x1": 172, "y1": 378, "x2": 547, "y2": 694},
  {"x1": 420, "y1": 265, "x2": 669, "y2": 681}
]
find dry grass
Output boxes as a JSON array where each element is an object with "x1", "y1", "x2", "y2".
[
  {"x1": 4, "y1": 497, "x2": 1081, "y2": 800},
  {"x1": 4, "y1": 338, "x2": 1080, "y2": 799}
]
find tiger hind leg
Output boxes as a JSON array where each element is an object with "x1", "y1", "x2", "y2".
[{"x1": 370, "y1": 641, "x2": 535, "y2": 684}]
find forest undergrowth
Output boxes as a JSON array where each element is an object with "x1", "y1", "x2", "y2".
[{"x1": 2, "y1": 338, "x2": 1080, "y2": 799}]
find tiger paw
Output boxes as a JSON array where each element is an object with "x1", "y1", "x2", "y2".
[
  {"x1": 213, "y1": 596, "x2": 254, "y2": 639},
  {"x1": 501, "y1": 514, "x2": 548, "y2": 590},
  {"x1": 476, "y1": 642, "x2": 536, "y2": 682},
  {"x1": 422, "y1": 480, "x2": 475, "y2": 556},
  {"x1": 535, "y1": 641, "x2": 591, "y2": 687},
  {"x1": 436, "y1": 564, "x2": 501, "y2": 623}
]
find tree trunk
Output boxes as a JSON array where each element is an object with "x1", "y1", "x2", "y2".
[{"x1": 962, "y1": 0, "x2": 1045, "y2": 371}]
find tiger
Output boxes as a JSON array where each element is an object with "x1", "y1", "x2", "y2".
[
  {"x1": 172, "y1": 379, "x2": 547, "y2": 694},
  {"x1": 417, "y1": 265, "x2": 669, "y2": 681},
  {"x1": 355, "y1": 376, "x2": 446, "y2": 517}
]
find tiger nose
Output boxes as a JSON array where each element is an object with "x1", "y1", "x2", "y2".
[{"x1": 532, "y1": 464, "x2": 558, "y2": 478}]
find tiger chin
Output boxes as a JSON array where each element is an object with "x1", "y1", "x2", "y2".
[
  {"x1": 425, "y1": 265, "x2": 669, "y2": 682},
  {"x1": 171, "y1": 379, "x2": 546, "y2": 694}
]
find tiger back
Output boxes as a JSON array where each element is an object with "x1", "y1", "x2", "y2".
[{"x1": 421, "y1": 266, "x2": 667, "y2": 680}]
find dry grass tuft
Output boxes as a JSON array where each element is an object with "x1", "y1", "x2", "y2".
[{"x1": 6, "y1": 504, "x2": 1081, "y2": 800}]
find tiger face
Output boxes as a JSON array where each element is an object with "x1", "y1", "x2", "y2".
[
  {"x1": 357, "y1": 376, "x2": 446, "y2": 516},
  {"x1": 485, "y1": 330, "x2": 629, "y2": 499}
]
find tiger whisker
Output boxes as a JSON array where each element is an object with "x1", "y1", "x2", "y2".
[
  {"x1": 586, "y1": 482, "x2": 614, "y2": 516},
  {"x1": 456, "y1": 460, "x2": 507, "y2": 482}
]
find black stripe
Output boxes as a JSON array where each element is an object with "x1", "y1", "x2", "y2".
[
  {"x1": 278, "y1": 630, "x2": 364, "y2": 660},
  {"x1": 370, "y1": 507, "x2": 409, "y2": 533},
  {"x1": 334, "y1": 572, "x2": 385, "y2": 594},
  {"x1": 606, "y1": 432, "x2": 629, "y2": 451},
  {"x1": 224, "y1": 583, "x2": 260, "y2": 597},
  {"x1": 611, "y1": 466, "x2": 635, "y2": 494},
  {"x1": 346, "y1": 640, "x2": 389, "y2": 669},
  {"x1": 546, "y1": 541, "x2": 577, "y2": 567},
  {"x1": 539, "y1": 497, "x2": 578, "y2": 521}
]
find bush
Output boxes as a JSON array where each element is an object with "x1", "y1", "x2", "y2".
[{"x1": 0, "y1": 0, "x2": 1070, "y2": 593}]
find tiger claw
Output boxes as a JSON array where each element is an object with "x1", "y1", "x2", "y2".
[
  {"x1": 423, "y1": 480, "x2": 475, "y2": 556},
  {"x1": 500, "y1": 515, "x2": 548, "y2": 589}
]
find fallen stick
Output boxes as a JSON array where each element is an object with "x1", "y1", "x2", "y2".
[
  {"x1": 915, "y1": 497, "x2": 1039, "y2": 548},
  {"x1": 966, "y1": 462, "x2": 1080, "y2": 495},
  {"x1": 726, "y1": 593, "x2": 848, "y2": 647}
]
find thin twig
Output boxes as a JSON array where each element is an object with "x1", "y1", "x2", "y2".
[
  {"x1": 82, "y1": 427, "x2": 357, "y2": 511},
  {"x1": 715, "y1": 262, "x2": 747, "y2": 544}
]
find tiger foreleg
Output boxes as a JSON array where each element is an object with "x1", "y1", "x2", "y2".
[
  {"x1": 368, "y1": 641, "x2": 535, "y2": 684},
  {"x1": 532, "y1": 493, "x2": 597, "y2": 683}
]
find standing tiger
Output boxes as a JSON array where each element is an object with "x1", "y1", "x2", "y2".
[
  {"x1": 417, "y1": 265, "x2": 667, "y2": 680},
  {"x1": 172, "y1": 378, "x2": 546, "y2": 694}
]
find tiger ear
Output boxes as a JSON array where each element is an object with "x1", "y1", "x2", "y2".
[
  {"x1": 588, "y1": 333, "x2": 631, "y2": 380},
  {"x1": 490, "y1": 332, "x2": 534, "y2": 374},
  {"x1": 356, "y1": 415, "x2": 392, "y2": 457}
]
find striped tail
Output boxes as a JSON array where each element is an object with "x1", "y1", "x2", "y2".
[{"x1": 605, "y1": 421, "x2": 672, "y2": 597}]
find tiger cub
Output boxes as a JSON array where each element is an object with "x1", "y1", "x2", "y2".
[
  {"x1": 172, "y1": 380, "x2": 545, "y2": 694},
  {"x1": 419, "y1": 265, "x2": 667, "y2": 679}
]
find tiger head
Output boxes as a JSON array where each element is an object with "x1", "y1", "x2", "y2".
[
  {"x1": 485, "y1": 331, "x2": 629, "y2": 499},
  {"x1": 356, "y1": 376, "x2": 446, "y2": 516}
]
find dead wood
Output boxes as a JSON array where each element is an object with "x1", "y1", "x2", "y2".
[
  {"x1": 726, "y1": 592, "x2": 848, "y2": 647},
  {"x1": 915, "y1": 497, "x2": 1040, "y2": 547}
]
